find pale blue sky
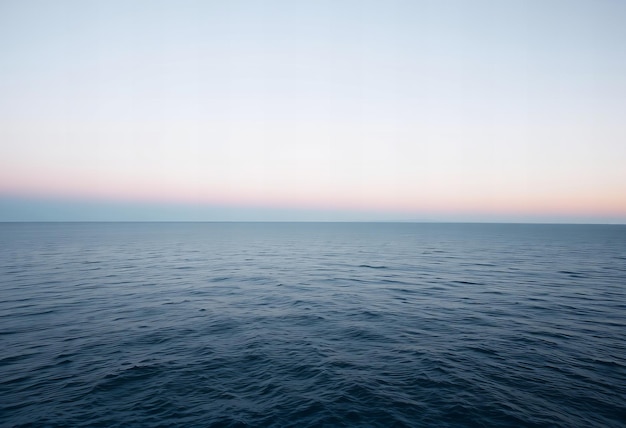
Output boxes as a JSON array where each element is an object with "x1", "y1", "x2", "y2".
[{"x1": 1, "y1": 0, "x2": 625, "y2": 221}]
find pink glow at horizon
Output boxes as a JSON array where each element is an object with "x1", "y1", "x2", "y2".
[{"x1": 2, "y1": 165, "x2": 625, "y2": 219}]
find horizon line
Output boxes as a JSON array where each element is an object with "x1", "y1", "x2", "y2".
[{"x1": 1, "y1": 220, "x2": 624, "y2": 225}]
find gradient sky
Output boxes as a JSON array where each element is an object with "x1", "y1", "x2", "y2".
[{"x1": 1, "y1": 0, "x2": 625, "y2": 222}]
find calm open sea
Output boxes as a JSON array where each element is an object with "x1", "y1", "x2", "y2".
[{"x1": 1, "y1": 222, "x2": 625, "y2": 427}]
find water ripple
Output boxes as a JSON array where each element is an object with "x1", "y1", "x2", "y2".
[{"x1": 1, "y1": 223, "x2": 625, "y2": 427}]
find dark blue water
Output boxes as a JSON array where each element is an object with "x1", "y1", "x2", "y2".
[{"x1": 1, "y1": 223, "x2": 625, "y2": 427}]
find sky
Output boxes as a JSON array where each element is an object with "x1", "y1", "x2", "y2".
[{"x1": 1, "y1": 0, "x2": 625, "y2": 222}]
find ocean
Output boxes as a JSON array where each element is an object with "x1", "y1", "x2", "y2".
[{"x1": 1, "y1": 222, "x2": 625, "y2": 427}]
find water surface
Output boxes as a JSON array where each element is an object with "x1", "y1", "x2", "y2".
[{"x1": 1, "y1": 223, "x2": 625, "y2": 427}]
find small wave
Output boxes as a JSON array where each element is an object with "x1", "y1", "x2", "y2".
[
  {"x1": 380, "y1": 278, "x2": 415, "y2": 286},
  {"x1": 452, "y1": 280, "x2": 484, "y2": 285},
  {"x1": 90, "y1": 364, "x2": 165, "y2": 394},
  {"x1": 558, "y1": 270, "x2": 588, "y2": 278},
  {"x1": 388, "y1": 287, "x2": 418, "y2": 294},
  {"x1": 467, "y1": 346, "x2": 499, "y2": 356},
  {"x1": 0, "y1": 353, "x2": 38, "y2": 365}
]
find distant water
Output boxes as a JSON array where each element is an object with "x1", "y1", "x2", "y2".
[{"x1": 1, "y1": 223, "x2": 625, "y2": 427}]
